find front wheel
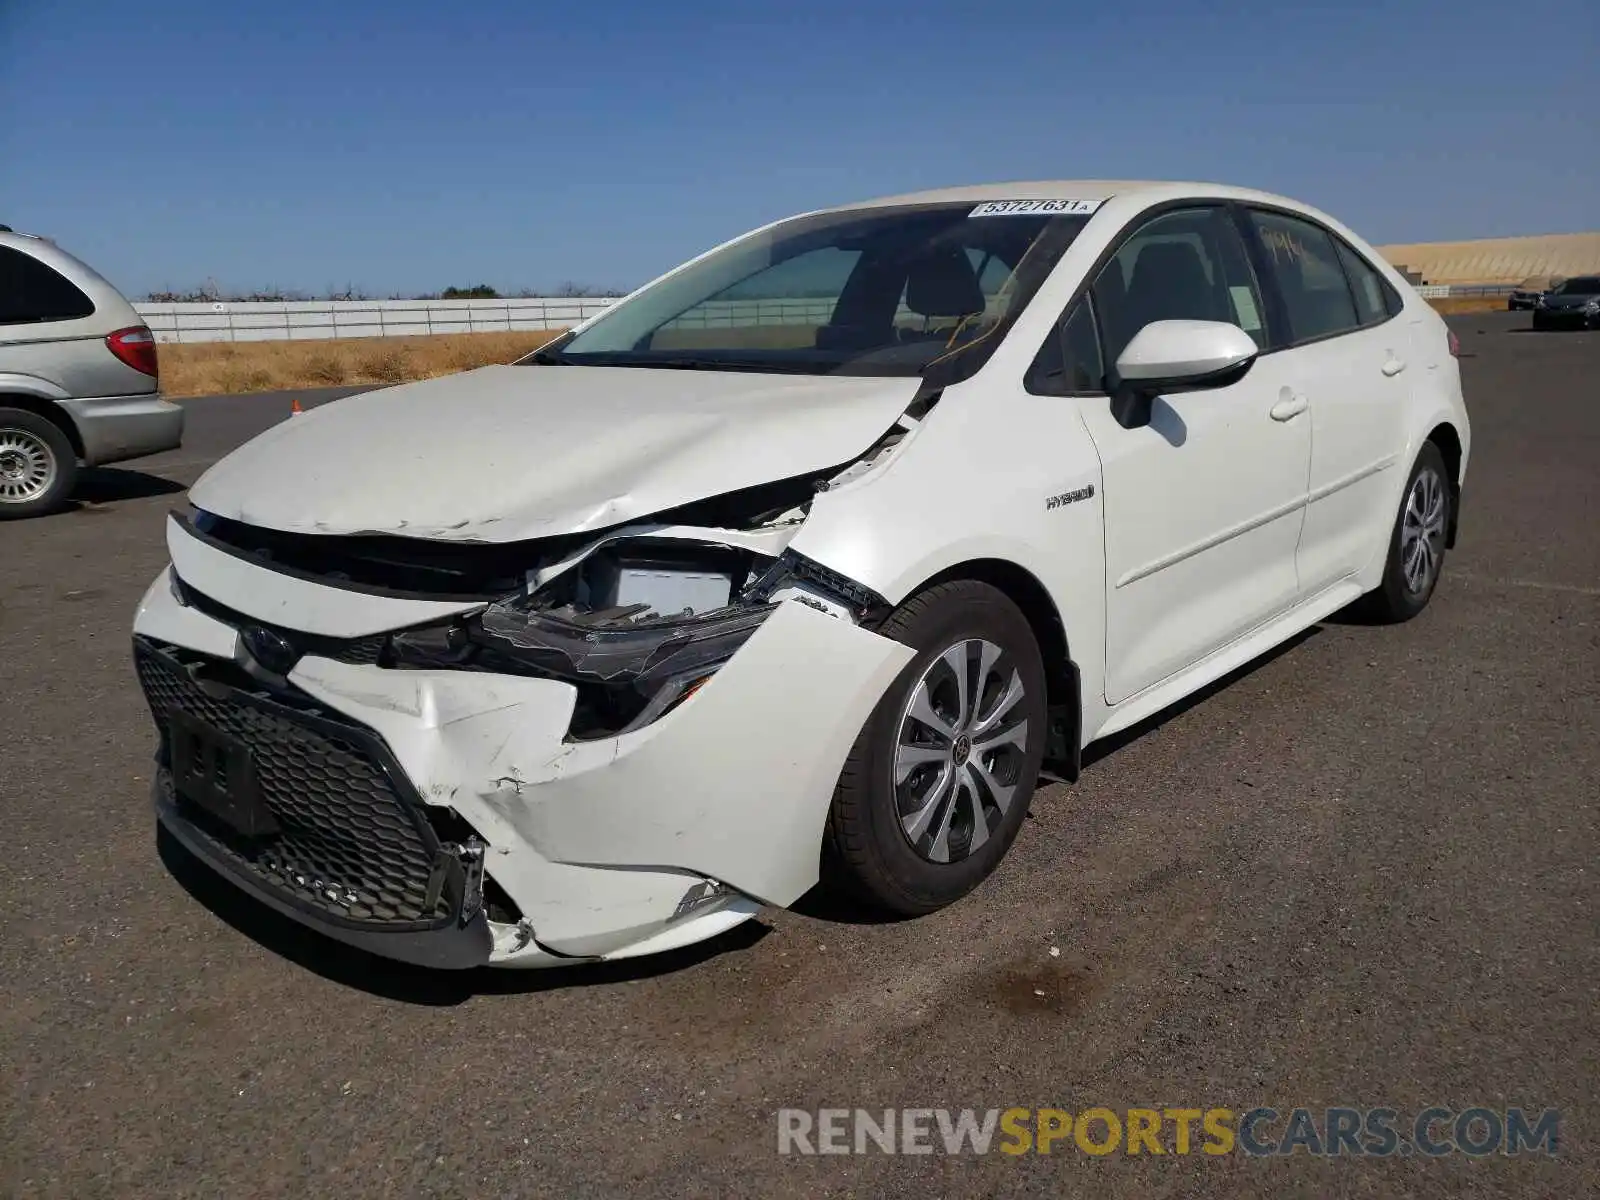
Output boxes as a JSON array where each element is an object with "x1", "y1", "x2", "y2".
[
  {"x1": 1356, "y1": 442, "x2": 1452, "y2": 624},
  {"x1": 0, "y1": 407, "x2": 78, "y2": 520},
  {"x1": 823, "y1": 580, "x2": 1048, "y2": 915}
]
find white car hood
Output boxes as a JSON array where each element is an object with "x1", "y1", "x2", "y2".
[{"x1": 188, "y1": 365, "x2": 921, "y2": 542}]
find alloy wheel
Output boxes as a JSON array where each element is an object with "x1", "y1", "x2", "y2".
[
  {"x1": 892, "y1": 639, "x2": 1031, "y2": 864},
  {"x1": 0, "y1": 427, "x2": 57, "y2": 504},
  {"x1": 1400, "y1": 466, "x2": 1447, "y2": 595}
]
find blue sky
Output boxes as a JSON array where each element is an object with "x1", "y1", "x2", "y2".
[{"x1": 2, "y1": 0, "x2": 1594, "y2": 299}]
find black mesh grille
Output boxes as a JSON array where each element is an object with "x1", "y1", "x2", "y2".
[{"x1": 135, "y1": 639, "x2": 452, "y2": 929}]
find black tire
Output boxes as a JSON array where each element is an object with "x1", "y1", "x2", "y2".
[
  {"x1": 823, "y1": 580, "x2": 1048, "y2": 915},
  {"x1": 1355, "y1": 441, "x2": 1452, "y2": 624},
  {"x1": 0, "y1": 406, "x2": 78, "y2": 520}
]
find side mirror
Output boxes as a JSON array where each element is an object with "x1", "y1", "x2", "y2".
[
  {"x1": 1108, "y1": 319, "x2": 1260, "y2": 428},
  {"x1": 1114, "y1": 319, "x2": 1258, "y2": 390}
]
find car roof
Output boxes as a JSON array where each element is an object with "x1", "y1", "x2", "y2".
[
  {"x1": 0, "y1": 228, "x2": 68, "y2": 253},
  {"x1": 827, "y1": 179, "x2": 1314, "y2": 213}
]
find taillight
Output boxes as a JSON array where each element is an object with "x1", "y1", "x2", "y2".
[
  {"x1": 1447, "y1": 329, "x2": 1461, "y2": 358},
  {"x1": 106, "y1": 325, "x2": 159, "y2": 377}
]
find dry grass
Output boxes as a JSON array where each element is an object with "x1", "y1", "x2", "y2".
[
  {"x1": 158, "y1": 330, "x2": 568, "y2": 398},
  {"x1": 1427, "y1": 296, "x2": 1512, "y2": 314},
  {"x1": 160, "y1": 301, "x2": 1507, "y2": 397}
]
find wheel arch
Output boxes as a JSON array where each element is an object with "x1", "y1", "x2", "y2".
[
  {"x1": 1424, "y1": 421, "x2": 1463, "y2": 548},
  {"x1": 0, "y1": 393, "x2": 86, "y2": 459},
  {"x1": 905, "y1": 556, "x2": 1082, "y2": 779}
]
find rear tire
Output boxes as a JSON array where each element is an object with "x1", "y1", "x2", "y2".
[
  {"x1": 1355, "y1": 441, "x2": 1452, "y2": 624},
  {"x1": 823, "y1": 580, "x2": 1048, "y2": 915},
  {"x1": 0, "y1": 407, "x2": 78, "y2": 520}
]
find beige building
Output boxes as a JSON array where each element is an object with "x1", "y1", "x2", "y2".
[{"x1": 1375, "y1": 232, "x2": 1600, "y2": 286}]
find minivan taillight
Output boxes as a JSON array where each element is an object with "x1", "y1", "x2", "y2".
[
  {"x1": 107, "y1": 326, "x2": 159, "y2": 377},
  {"x1": 1447, "y1": 329, "x2": 1461, "y2": 358}
]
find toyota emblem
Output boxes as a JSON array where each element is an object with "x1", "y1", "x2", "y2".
[{"x1": 241, "y1": 625, "x2": 298, "y2": 674}]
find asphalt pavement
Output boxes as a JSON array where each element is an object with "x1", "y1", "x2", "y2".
[{"x1": 2, "y1": 312, "x2": 1596, "y2": 1198}]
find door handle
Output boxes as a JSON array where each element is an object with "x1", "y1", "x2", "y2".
[
  {"x1": 1381, "y1": 357, "x2": 1407, "y2": 377},
  {"x1": 1269, "y1": 394, "x2": 1308, "y2": 421}
]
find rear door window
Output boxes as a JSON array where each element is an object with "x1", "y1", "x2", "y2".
[
  {"x1": 0, "y1": 246, "x2": 96, "y2": 324},
  {"x1": 1244, "y1": 210, "x2": 1360, "y2": 344}
]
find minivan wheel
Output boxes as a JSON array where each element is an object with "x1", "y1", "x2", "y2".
[
  {"x1": 0, "y1": 408, "x2": 77, "y2": 519},
  {"x1": 1356, "y1": 441, "x2": 1452, "y2": 624},
  {"x1": 824, "y1": 580, "x2": 1047, "y2": 915}
]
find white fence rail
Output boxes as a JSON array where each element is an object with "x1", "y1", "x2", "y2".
[
  {"x1": 134, "y1": 283, "x2": 1504, "y2": 345},
  {"x1": 134, "y1": 297, "x2": 620, "y2": 344}
]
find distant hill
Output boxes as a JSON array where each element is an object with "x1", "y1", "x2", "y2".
[{"x1": 1375, "y1": 232, "x2": 1600, "y2": 286}]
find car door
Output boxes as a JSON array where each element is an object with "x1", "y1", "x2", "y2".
[
  {"x1": 1240, "y1": 209, "x2": 1411, "y2": 596},
  {"x1": 1060, "y1": 205, "x2": 1312, "y2": 705}
]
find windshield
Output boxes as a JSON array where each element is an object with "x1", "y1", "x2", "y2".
[
  {"x1": 533, "y1": 202, "x2": 1092, "y2": 385},
  {"x1": 1551, "y1": 276, "x2": 1600, "y2": 295}
]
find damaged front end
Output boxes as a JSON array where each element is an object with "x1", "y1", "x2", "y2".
[
  {"x1": 289, "y1": 409, "x2": 925, "y2": 741},
  {"x1": 389, "y1": 539, "x2": 888, "y2": 739},
  {"x1": 140, "y1": 376, "x2": 940, "y2": 967},
  {"x1": 179, "y1": 406, "x2": 914, "y2": 744}
]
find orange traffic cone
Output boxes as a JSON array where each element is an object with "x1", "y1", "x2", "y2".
[{"x1": 290, "y1": 398, "x2": 304, "y2": 416}]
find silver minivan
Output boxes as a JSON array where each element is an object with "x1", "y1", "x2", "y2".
[{"x1": 0, "y1": 226, "x2": 184, "y2": 518}]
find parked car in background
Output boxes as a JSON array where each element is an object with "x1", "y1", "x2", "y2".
[
  {"x1": 0, "y1": 226, "x2": 184, "y2": 518},
  {"x1": 132, "y1": 181, "x2": 1470, "y2": 971},
  {"x1": 1532, "y1": 276, "x2": 1600, "y2": 330},
  {"x1": 1508, "y1": 276, "x2": 1559, "y2": 311}
]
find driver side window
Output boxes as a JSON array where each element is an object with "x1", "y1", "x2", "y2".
[{"x1": 1091, "y1": 206, "x2": 1266, "y2": 368}]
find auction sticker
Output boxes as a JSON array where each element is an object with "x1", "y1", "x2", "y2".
[{"x1": 969, "y1": 198, "x2": 1104, "y2": 217}]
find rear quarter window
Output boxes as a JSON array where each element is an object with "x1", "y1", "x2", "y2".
[
  {"x1": 0, "y1": 245, "x2": 97, "y2": 324},
  {"x1": 1333, "y1": 237, "x2": 1404, "y2": 325}
]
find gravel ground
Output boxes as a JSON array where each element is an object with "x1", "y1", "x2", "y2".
[{"x1": 2, "y1": 312, "x2": 1595, "y2": 1198}]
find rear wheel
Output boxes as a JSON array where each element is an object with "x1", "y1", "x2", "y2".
[
  {"x1": 824, "y1": 580, "x2": 1048, "y2": 915},
  {"x1": 1356, "y1": 441, "x2": 1452, "y2": 624},
  {"x1": 0, "y1": 407, "x2": 77, "y2": 520}
]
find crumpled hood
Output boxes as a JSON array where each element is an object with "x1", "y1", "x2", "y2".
[{"x1": 189, "y1": 365, "x2": 921, "y2": 542}]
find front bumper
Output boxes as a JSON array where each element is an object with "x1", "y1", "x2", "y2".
[
  {"x1": 155, "y1": 773, "x2": 497, "y2": 969},
  {"x1": 132, "y1": 544, "x2": 913, "y2": 968},
  {"x1": 57, "y1": 393, "x2": 184, "y2": 466},
  {"x1": 1532, "y1": 308, "x2": 1598, "y2": 329}
]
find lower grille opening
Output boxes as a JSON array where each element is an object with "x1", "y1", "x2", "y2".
[{"x1": 137, "y1": 637, "x2": 456, "y2": 931}]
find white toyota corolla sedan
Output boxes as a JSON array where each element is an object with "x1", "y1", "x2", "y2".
[{"x1": 133, "y1": 181, "x2": 1470, "y2": 969}]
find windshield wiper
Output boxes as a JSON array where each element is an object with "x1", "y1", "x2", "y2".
[{"x1": 524, "y1": 346, "x2": 569, "y2": 365}]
